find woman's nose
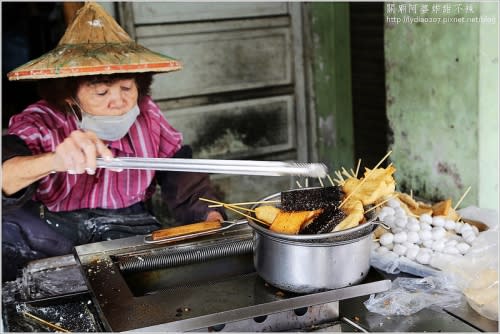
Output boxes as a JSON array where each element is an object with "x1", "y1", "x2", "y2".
[{"x1": 108, "y1": 88, "x2": 126, "y2": 108}]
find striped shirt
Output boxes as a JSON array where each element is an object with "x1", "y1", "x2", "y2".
[{"x1": 8, "y1": 96, "x2": 183, "y2": 212}]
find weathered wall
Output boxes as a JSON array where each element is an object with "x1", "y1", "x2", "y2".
[
  {"x1": 384, "y1": 3, "x2": 498, "y2": 209},
  {"x1": 309, "y1": 2, "x2": 355, "y2": 173}
]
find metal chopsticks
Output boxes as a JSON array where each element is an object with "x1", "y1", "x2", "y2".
[{"x1": 96, "y1": 157, "x2": 328, "y2": 177}]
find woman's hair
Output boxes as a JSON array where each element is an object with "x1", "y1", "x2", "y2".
[{"x1": 36, "y1": 73, "x2": 154, "y2": 113}]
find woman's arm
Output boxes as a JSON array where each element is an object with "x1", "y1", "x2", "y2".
[
  {"x1": 2, "y1": 153, "x2": 56, "y2": 196},
  {"x1": 2, "y1": 131, "x2": 113, "y2": 196}
]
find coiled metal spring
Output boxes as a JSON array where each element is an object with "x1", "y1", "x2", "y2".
[{"x1": 118, "y1": 239, "x2": 254, "y2": 273}]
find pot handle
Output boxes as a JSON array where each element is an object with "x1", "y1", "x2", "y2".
[{"x1": 371, "y1": 220, "x2": 390, "y2": 230}]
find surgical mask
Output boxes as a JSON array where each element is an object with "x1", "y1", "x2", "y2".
[{"x1": 71, "y1": 101, "x2": 140, "y2": 141}]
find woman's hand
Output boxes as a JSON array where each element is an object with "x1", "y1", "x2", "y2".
[
  {"x1": 52, "y1": 130, "x2": 113, "y2": 174},
  {"x1": 206, "y1": 210, "x2": 224, "y2": 222}
]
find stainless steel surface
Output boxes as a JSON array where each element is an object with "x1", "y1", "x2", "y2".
[
  {"x1": 74, "y1": 225, "x2": 391, "y2": 332},
  {"x1": 143, "y1": 219, "x2": 248, "y2": 244},
  {"x1": 340, "y1": 295, "x2": 483, "y2": 332},
  {"x1": 96, "y1": 157, "x2": 328, "y2": 177},
  {"x1": 252, "y1": 227, "x2": 373, "y2": 293},
  {"x1": 189, "y1": 302, "x2": 340, "y2": 332}
]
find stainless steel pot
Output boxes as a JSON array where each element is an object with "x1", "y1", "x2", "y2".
[{"x1": 248, "y1": 192, "x2": 381, "y2": 293}]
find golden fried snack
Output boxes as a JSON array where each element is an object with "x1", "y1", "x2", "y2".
[
  {"x1": 270, "y1": 209, "x2": 322, "y2": 235},
  {"x1": 255, "y1": 205, "x2": 281, "y2": 226},
  {"x1": 397, "y1": 192, "x2": 419, "y2": 209},
  {"x1": 334, "y1": 199, "x2": 364, "y2": 232},
  {"x1": 342, "y1": 166, "x2": 396, "y2": 206},
  {"x1": 432, "y1": 199, "x2": 452, "y2": 216}
]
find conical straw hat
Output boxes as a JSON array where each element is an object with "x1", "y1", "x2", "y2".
[{"x1": 7, "y1": 2, "x2": 182, "y2": 81}]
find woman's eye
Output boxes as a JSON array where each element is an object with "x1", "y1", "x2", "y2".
[
  {"x1": 121, "y1": 86, "x2": 131, "y2": 91},
  {"x1": 96, "y1": 90, "x2": 108, "y2": 96}
]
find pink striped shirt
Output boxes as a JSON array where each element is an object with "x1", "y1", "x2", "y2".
[{"x1": 8, "y1": 96, "x2": 183, "y2": 212}]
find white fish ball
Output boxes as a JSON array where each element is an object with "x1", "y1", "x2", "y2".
[
  {"x1": 393, "y1": 231, "x2": 408, "y2": 243},
  {"x1": 431, "y1": 227, "x2": 446, "y2": 240},
  {"x1": 394, "y1": 207, "x2": 407, "y2": 218},
  {"x1": 461, "y1": 223, "x2": 473, "y2": 234},
  {"x1": 406, "y1": 221, "x2": 421, "y2": 232},
  {"x1": 456, "y1": 242, "x2": 470, "y2": 254},
  {"x1": 445, "y1": 239, "x2": 458, "y2": 247},
  {"x1": 419, "y1": 213, "x2": 433, "y2": 225},
  {"x1": 395, "y1": 217, "x2": 408, "y2": 228},
  {"x1": 422, "y1": 239, "x2": 434, "y2": 249},
  {"x1": 464, "y1": 234, "x2": 476, "y2": 244},
  {"x1": 432, "y1": 216, "x2": 445, "y2": 227},
  {"x1": 444, "y1": 219, "x2": 456, "y2": 231},
  {"x1": 387, "y1": 198, "x2": 401, "y2": 208},
  {"x1": 454, "y1": 222, "x2": 464, "y2": 234},
  {"x1": 377, "y1": 246, "x2": 390, "y2": 254},
  {"x1": 418, "y1": 230, "x2": 433, "y2": 241},
  {"x1": 431, "y1": 240, "x2": 445, "y2": 252},
  {"x1": 372, "y1": 241, "x2": 381, "y2": 250},
  {"x1": 391, "y1": 227, "x2": 403, "y2": 234},
  {"x1": 393, "y1": 244, "x2": 408, "y2": 256},
  {"x1": 416, "y1": 250, "x2": 432, "y2": 264},
  {"x1": 462, "y1": 230, "x2": 475, "y2": 240},
  {"x1": 379, "y1": 233, "x2": 394, "y2": 246},
  {"x1": 380, "y1": 206, "x2": 395, "y2": 217},
  {"x1": 407, "y1": 231, "x2": 420, "y2": 244},
  {"x1": 405, "y1": 247, "x2": 420, "y2": 260},
  {"x1": 443, "y1": 246, "x2": 460, "y2": 255},
  {"x1": 385, "y1": 243, "x2": 394, "y2": 250},
  {"x1": 402, "y1": 241, "x2": 416, "y2": 249},
  {"x1": 420, "y1": 222, "x2": 432, "y2": 231},
  {"x1": 383, "y1": 215, "x2": 396, "y2": 226},
  {"x1": 471, "y1": 225, "x2": 479, "y2": 236}
]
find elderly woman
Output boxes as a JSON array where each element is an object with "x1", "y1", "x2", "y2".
[{"x1": 2, "y1": 3, "x2": 224, "y2": 281}]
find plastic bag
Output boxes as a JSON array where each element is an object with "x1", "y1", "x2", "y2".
[
  {"x1": 364, "y1": 275, "x2": 464, "y2": 316},
  {"x1": 429, "y1": 206, "x2": 499, "y2": 321},
  {"x1": 369, "y1": 206, "x2": 498, "y2": 319}
]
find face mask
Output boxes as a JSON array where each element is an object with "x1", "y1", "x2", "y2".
[{"x1": 72, "y1": 101, "x2": 140, "y2": 141}]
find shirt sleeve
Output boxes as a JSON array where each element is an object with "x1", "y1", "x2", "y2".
[
  {"x1": 2, "y1": 134, "x2": 37, "y2": 211},
  {"x1": 155, "y1": 145, "x2": 227, "y2": 224}
]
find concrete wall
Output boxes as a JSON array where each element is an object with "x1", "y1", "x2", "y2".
[{"x1": 384, "y1": 2, "x2": 498, "y2": 209}]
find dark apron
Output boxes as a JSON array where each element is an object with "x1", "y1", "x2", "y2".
[{"x1": 2, "y1": 200, "x2": 161, "y2": 281}]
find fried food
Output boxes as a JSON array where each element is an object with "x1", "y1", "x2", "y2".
[
  {"x1": 342, "y1": 166, "x2": 396, "y2": 206},
  {"x1": 255, "y1": 205, "x2": 281, "y2": 225},
  {"x1": 270, "y1": 209, "x2": 322, "y2": 235},
  {"x1": 432, "y1": 199, "x2": 452, "y2": 216},
  {"x1": 333, "y1": 199, "x2": 364, "y2": 232}
]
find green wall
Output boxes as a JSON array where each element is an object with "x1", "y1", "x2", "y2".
[
  {"x1": 384, "y1": 2, "x2": 498, "y2": 209},
  {"x1": 310, "y1": 2, "x2": 355, "y2": 173}
]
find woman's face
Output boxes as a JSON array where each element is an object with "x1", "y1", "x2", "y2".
[{"x1": 75, "y1": 79, "x2": 139, "y2": 116}]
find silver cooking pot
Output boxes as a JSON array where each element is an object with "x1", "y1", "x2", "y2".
[{"x1": 248, "y1": 192, "x2": 383, "y2": 294}]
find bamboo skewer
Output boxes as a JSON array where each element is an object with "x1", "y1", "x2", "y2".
[
  {"x1": 199, "y1": 198, "x2": 267, "y2": 224},
  {"x1": 326, "y1": 174, "x2": 335, "y2": 186},
  {"x1": 296, "y1": 180, "x2": 303, "y2": 188},
  {"x1": 208, "y1": 199, "x2": 280, "y2": 208},
  {"x1": 339, "y1": 150, "x2": 393, "y2": 208},
  {"x1": 453, "y1": 186, "x2": 472, "y2": 210},
  {"x1": 318, "y1": 177, "x2": 324, "y2": 187},
  {"x1": 23, "y1": 311, "x2": 70, "y2": 333},
  {"x1": 364, "y1": 195, "x2": 398, "y2": 214},
  {"x1": 355, "y1": 159, "x2": 361, "y2": 178}
]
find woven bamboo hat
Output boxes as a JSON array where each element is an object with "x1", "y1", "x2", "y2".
[{"x1": 7, "y1": 2, "x2": 182, "y2": 81}]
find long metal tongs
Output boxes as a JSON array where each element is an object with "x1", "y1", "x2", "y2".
[{"x1": 96, "y1": 157, "x2": 327, "y2": 177}]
